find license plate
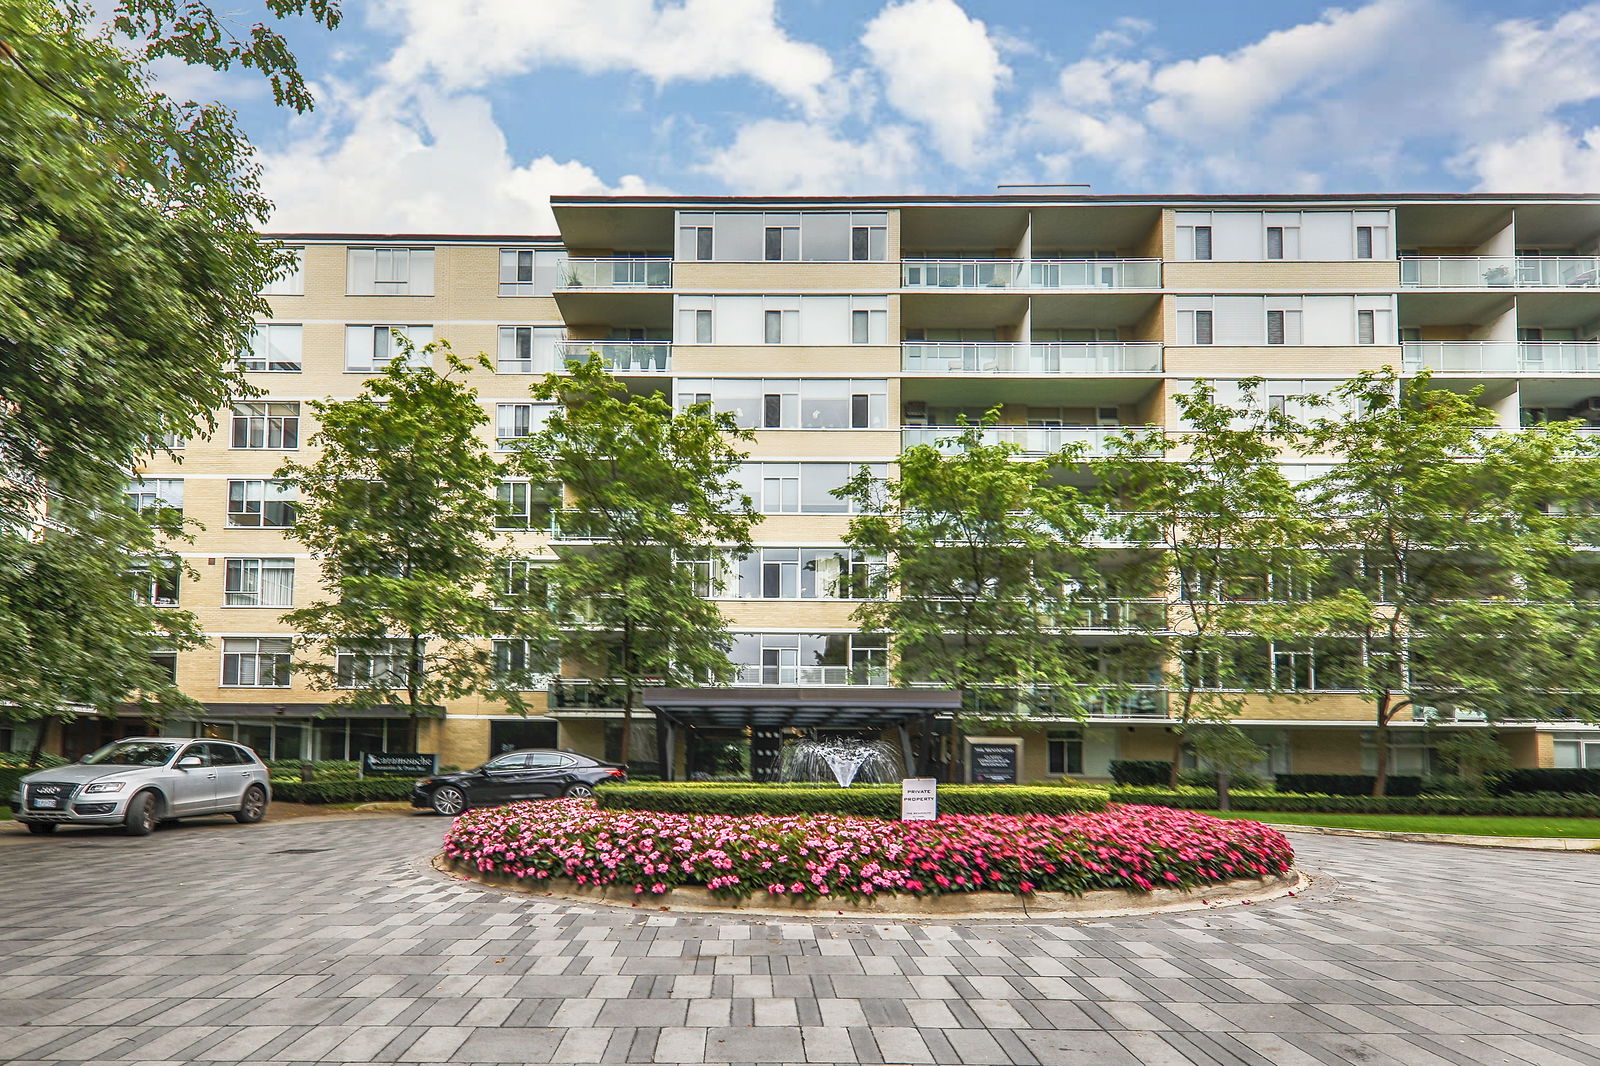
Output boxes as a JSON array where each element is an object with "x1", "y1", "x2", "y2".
[{"x1": 31, "y1": 798, "x2": 58, "y2": 809}]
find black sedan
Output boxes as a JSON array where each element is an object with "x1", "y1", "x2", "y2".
[{"x1": 412, "y1": 749, "x2": 626, "y2": 816}]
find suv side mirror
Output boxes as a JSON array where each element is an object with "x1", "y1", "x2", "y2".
[{"x1": 177, "y1": 756, "x2": 203, "y2": 769}]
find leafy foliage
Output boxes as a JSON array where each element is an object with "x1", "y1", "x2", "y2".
[
  {"x1": 509, "y1": 356, "x2": 759, "y2": 762},
  {"x1": 1111, "y1": 787, "x2": 1600, "y2": 818},
  {"x1": 278, "y1": 345, "x2": 547, "y2": 714}
]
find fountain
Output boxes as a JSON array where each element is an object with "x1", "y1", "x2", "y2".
[{"x1": 780, "y1": 737, "x2": 903, "y2": 787}]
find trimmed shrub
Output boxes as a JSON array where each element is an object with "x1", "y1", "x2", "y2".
[
  {"x1": 1110, "y1": 787, "x2": 1600, "y2": 819},
  {"x1": 265, "y1": 759, "x2": 362, "y2": 781},
  {"x1": 1492, "y1": 769, "x2": 1600, "y2": 796},
  {"x1": 1421, "y1": 774, "x2": 1488, "y2": 797},
  {"x1": 1109, "y1": 760, "x2": 1172, "y2": 787},
  {"x1": 597, "y1": 782, "x2": 1109, "y2": 818},
  {"x1": 1177, "y1": 769, "x2": 1270, "y2": 792},
  {"x1": 1274, "y1": 773, "x2": 1422, "y2": 797},
  {"x1": 270, "y1": 778, "x2": 418, "y2": 804}
]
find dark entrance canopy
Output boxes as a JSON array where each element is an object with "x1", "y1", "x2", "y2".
[{"x1": 642, "y1": 687, "x2": 960, "y2": 780}]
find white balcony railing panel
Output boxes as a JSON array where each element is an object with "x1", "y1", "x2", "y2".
[
  {"x1": 902, "y1": 259, "x2": 1025, "y2": 289},
  {"x1": 1400, "y1": 256, "x2": 1600, "y2": 288},
  {"x1": 1029, "y1": 258, "x2": 1161, "y2": 289},
  {"x1": 555, "y1": 340, "x2": 672, "y2": 373},
  {"x1": 1404, "y1": 340, "x2": 1600, "y2": 374},
  {"x1": 731, "y1": 665, "x2": 890, "y2": 687},
  {"x1": 559, "y1": 257, "x2": 673, "y2": 289},
  {"x1": 902, "y1": 425, "x2": 1127, "y2": 456},
  {"x1": 902, "y1": 341, "x2": 1162, "y2": 374}
]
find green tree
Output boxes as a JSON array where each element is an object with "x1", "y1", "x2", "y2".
[
  {"x1": 1094, "y1": 380, "x2": 1324, "y2": 788},
  {"x1": 1303, "y1": 370, "x2": 1600, "y2": 796},
  {"x1": 837, "y1": 411, "x2": 1105, "y2": 781},
  {"x1": 511, "y1": 356, "x2": 759, "y2": 765},
  {"x1": 277, "y1": 344, "x2": 547, "y2": 716},
  {"x1": 1187, "y1": 724, "x2": 1268, "y2": 812}
]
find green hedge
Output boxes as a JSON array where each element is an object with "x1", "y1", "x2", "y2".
[
  {"x1": 271, "y1": 778, "x2": 419, "y2": 804},
  {"x1": 264, "y1": 759, "x2": 363, "y2": 781},
  {"x1": 1110, "y1": 787, "x2": 1600, "y2": 818},
  {"x1": 1493, "y1": 769, "x2": 1600, "y2": 796},
  {"x1": 597, "y1": 783, "x2": 1109, "y2": 818},
  {"x1": 1109, "y1": 760, "x2": 1172, "y2": 787},
  {"x1": 1275, "y1": 773, "x2": 1421, "y2": 797}
]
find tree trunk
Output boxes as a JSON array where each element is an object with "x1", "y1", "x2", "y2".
[
  {"x1": 27, "y1": 720, "x2": 47, "y2": 768},
  {"x1": 1217, "y1": 768, "x2": 1231, "y2": 812},
  {"x1": 618, "y1": 686, "x2": 634, "y2": 766},
  {"x1": 1373, "y1": 697, "x2": 1391, "y2": 798},
  {"x1": 1168, "y1": 734, "x2": 1184, "y2": 789},
  {"x1": 948, "y1": 703, "x2": 963, "y2": 784}
]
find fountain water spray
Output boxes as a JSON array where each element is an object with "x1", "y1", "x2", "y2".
[{"x1": 780, "y1": 738, "x2": 903, "y2": 787}]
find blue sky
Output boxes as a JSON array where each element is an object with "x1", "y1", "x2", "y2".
[{"x1": 165, "y1": 0, "x2": 1600, "y2": 233}]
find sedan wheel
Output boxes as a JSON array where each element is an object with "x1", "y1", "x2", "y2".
[
  {"x1": 431, "y1": 786, "x2": 468, "y2": 817},
  {"x1": 564, "y1": 782, "x2": 595, "y2": 799},
  {"x1": 233, "y1": 785, "x2": 268, "y2": 824},
  {"x1": 124, "y1": 791, "x2": 159, "y2": 836}
]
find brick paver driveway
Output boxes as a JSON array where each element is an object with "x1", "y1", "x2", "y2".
[{"x1": 2, "y1": 813, "x2": 1598, "y2": 1066}]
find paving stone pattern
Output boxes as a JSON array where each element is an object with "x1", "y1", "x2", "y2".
[{"x1": 2, "y1": 815, "x2": 1599, "y2": 1065}]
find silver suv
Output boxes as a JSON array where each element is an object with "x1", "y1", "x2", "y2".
[{"x1": 9, "y1": 738, "x2": 271, "y2": 836}]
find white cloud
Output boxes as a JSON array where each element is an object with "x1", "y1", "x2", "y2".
[
  {"x1": 861, "y1": 0, "x2": 1009, "y2": 167},
  {"x1": 372, "y1": 0, "x2": 834, "y2": 115},
  {"x1": 1090, "y1": 16, "x2": 1154, "y2": 53},
  {"x1": 696, "y1": 119, "x2": 920, "y2": 194},
  {"x1": 1460, "y1": 123, "x2": 1600, "y2": 192},
  {"x1": 261, "y1": 84, "x2": 657, "y2": 233}
]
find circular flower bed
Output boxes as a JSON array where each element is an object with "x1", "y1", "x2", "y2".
[{"x1": 442, "y1": 800, "x2": 1293, "y2": 903}]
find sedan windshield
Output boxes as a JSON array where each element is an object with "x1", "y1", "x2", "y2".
[{"x1": 84, "y1": 741, "x2": 178, "y2": 766}]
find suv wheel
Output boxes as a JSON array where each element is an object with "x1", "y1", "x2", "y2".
[
  {"x1": 430, "y1": 786, "x2": 468, "y2": 817},
  {"x1": 564, "y1": 782, "x2": 595, "y2": 799},
  {"x1": 234, "y1": 785, "x2": 268, "y2": 824},
  {"x1": 124, "y1": 791, "x2": 159, "y2": 836},
  {"x1": 26, "y1": 822, "x2": 57, "y2": 835}
]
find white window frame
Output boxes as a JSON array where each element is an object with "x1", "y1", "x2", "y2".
[
  {"x1": 221, "y1": 637, "x2": 293, "y2": 688},
  {"x1": 345, "y1": 325, "x2": 432, "y2": 372},
  {"x1": 223, "y1": 557, "x2": 295, "y2": 608},
  {"x1": 230, "y1": 402, "x2": 300, "y2": 450},
  {"x1": 227, "y1": 479, "x2": 297, "y2": 528},
  {"x1": 335, "y1": 641, "x2": 414, "y2": 689},
  {"x1": 125, "y1": 478, "x2": 183, "y2": 514},
  {"x1": 346, "y1": 246, "x2": 435, "y2": 296},
  {"x1": 263, "y1": 248, "x2": 305, "y2": 296},
  {"x1": 243, "y1": 323, "x2": 303, "y2": 372}
]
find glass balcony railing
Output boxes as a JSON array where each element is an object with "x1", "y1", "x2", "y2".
[
  {"x1": 555, "y1": 340, "x2": 672, "y2": 372},
  {"x1": 1403, "y1": 340, "x2": 1600, "y2": 374},
  {"x1": 901, "y1": 258, "x2": 1161, "y2": 290},
  {"x1": 1400, "y1": 256, "x2": 1600, "y2": 288},
  {"x1": 1029, "y1": 258, "x2": 1161, "y2": 288},
  {"x1": 902, "y1": 425, "x2": 1130, "y2": 456},
  {"x1": 902, "y1": 341, "x2": 1162, "y2": 374},
  {"x1": 559, "y1": 257, "x2": 672, "y2": 289},
  {"x1": 731, "y1": 664, "x2": 890, "y2": 687}
]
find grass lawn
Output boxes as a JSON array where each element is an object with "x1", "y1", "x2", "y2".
[{"x1": 1200, "y1": 809, "x2": 1600, "y2": 839}]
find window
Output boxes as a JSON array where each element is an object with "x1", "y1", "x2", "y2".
[
  {"x1": 693, "y1": 309, "x2": 713, "y2": 344},
  {"x1": 738, "y1": 463, "x2": 886, "y2": 514},
  {"x1": 1047, "y1": 732, "x2": 1083, "y2": 775},
  {"x1": 496, "y1": 481, "x2": 559, "y2": 530},
  {"x1": 493, "y1": 639, "x2": 550, "y2": 684},
  {"x1": 1266, "y1": 227, "x2": 1284, "y2": 260},
  {"x1": 149, "y1": 648, "x2": 178, "y2": 684},
  {"x1": 500, "y1": 559, "x2": 550, "y2": 604},
  {"x1": 1194, "y1": 310, "x2": 1214, "y2": 345},
  {"x1": 851, "y1": 306, "x2": 888, "y2": 344},
  {"x1": 224, "y1": 557, "x2": 294, "y2": 607},
  {"x1": 345, "y1": 325, "x2": 432, "y2": 371},
  {"x1": 677, "y1": 226, "x2": 715, "y2": 261},
  {"x1": 335, "y1": 641, "x2": 413, "y2": 688},
  {"x1": 1357, "y1": 310, "x2": 1376, "y2": 345},
  {"x1": 679, "y1": 379, "x2": 886, "y2": 429},
  {"x1": 1267, "y1": 310, "x2": 1286, "y2": 345},
  {"x1": 764, "y1": 310, "x2": 783, "y2": 344},
  {"x1": 764, "y1": 225, "x2": 798, "y2": 261},
  {"x1": 124, "y1": 478, "x2": 182, "y2": 515},
  {"x1": 851, "y1": 394, "x2": 870, "y2": 429},
  {"x1": 682, "y1": 558, "x2": 715, "y2": 598},
  {"x1": 221, "y1": 638, "x2": 292, "y2": 687},
  {"x1": 1356, "y1": 226, "x2": 1374, "y2": 259},
  {"x1": 130, "y1": 561, "x2": 181, "y2": 606},
  {"x1": 1193, "y1": 226, "x2": 1212, "y2": 260},
  {"x1": 231, "y1": 403, "x2": 299, "y2": 449},
  {"x1": 733, "y1": 548, "x2": 883, "y2": 599},
  {"x1": 1554, "y1": 733, "x2": 1600, "y2": 769},
  {"x1": 497, "y1": 326, "x2": 562, "y2": 373},
  {"x1": 1264, "y1": 224, "x2": 1300, "y2": 260},
  {"x1": 347, "y1": 247, "x2": 434, "y2": 295},
  {"x1": 1265, "y1": 309, "x2": 1302, "y2": 345},
  {"x1": 227, "y1": 480, "x2": 296, "y2": 528},
  {"x1": 263, "y1": 248, "x2": 305, "y2": 296},
  {"x1": 761, "y1": 468, "x2": 800, "y2": 513},
  {"x1": 851, "y1": 223, "x2": 887, "y2": 261},
  {"x1": 496, "y1": 404, "x2": 551, "y2": 448},
  {"x1": 498, "y1": 248, "x2": 563, "y2": 296},
  {"x1": 243, "y1": 324, "x2": 302, "y2": 372}
]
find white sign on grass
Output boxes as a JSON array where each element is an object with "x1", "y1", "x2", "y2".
[{"x1": 901, "y1": 777, "x2": 938, "y2": 821}]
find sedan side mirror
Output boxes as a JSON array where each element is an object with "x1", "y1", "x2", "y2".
[{"x1": 177, "y1": 756, "x2": 203, "y2": 769}]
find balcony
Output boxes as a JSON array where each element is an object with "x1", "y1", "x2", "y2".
[
  {"x1": 1029, "y1": 258, "x2": 1160, "y2": 289},
  {"x1": 559, "y1": 257, "x2": 672, "y2": 289},
  {"x1": 732, "y1": 664, "x2": 890, "y2": 687},
  {"x1": 901, "y1": 258, "x2": 1160, "y2": 290},
  {"x1": 1403, "y1": 340, "x2": 1600, "y2": 374},
  {"x1": 1400, "y1": 256, "x2": 1600, "y2": 289},
  {"x1": 902, "y1": 341, "x2": 1162, "y2": 374},
  {"x1": 902, "y1": 425, "x2": 1130, "y2": 456},
  {"x1": 556, "y1": 340, "x2": 671, "y2": 373}
]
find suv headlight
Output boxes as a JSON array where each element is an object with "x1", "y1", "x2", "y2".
[{"x1": 83, "y1": 781, "x2": 127, "y2": 794}]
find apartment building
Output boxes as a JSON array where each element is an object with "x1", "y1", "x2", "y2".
[{"x1": 68, "y1": 193, "x2": 1600, "y2": 780}]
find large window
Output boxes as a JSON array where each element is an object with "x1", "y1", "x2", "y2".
[
  {"x1": 495, "y1": 403, "x2": 554, "y2": 448},
  {"x1": 335, "y1": 641, "x2": 414, "y2": 688},
  {"x1": 347, "y1": 247, "x2": 434, "y2": 295},
  {"x1": 498, "y1": 248, "x2": 564, "y2": 296},
  {"x1": 729, "y1": 632, "x2": 888, "y2": 685},
  {"x1": 263, "y1": 247, "x2": 305, "y2": 295},
  {"x1": 492, "y1": 638, "x2": 553, "y2": 686},
  {"x1": 735, "y1": 463, "x2": 886, "y2": 514},
  {"x1": 124, "y1": 478, "x2": 183, "y2": 515},
  {"x1": 227, "y1": 480, "x2": 297, "y2": 528},
  {"x1": 497, "y1": 326, "x2": 563, "y2": 373},
  {"x1": 730, "y1": 548, "x2": 883, "y2": 599},
  {"x1": 677, "y1": 212, "x2": 888, "y2": 262},
  {"x1": 1047, "y1": 731, "x2": 1084, "y2": 775},
  {"x1": 221, "y1": 638, "x2": 292, "y2": 687},
  {"x1": 243, "y1": 324, "x2": 302, "y2": 372},
  {"x1": 345, "y1": 325, "x2": 433, "y2": 371},
  {"x1": 1554, "y1": 733, "x2": 1600, "y2": 768},
  {"x1": 676, "y1": 296, "x2": 889, "y2": 346},
  {"x1": 1175, "y1": 210, "x2": 1392, "y2": 261},
  {"x1": 130, "y1": 561, "x2": 181, "y2": 607},
  {"x1": 496, "y1": 480, "x2": 560, "y2": 530},
  {"x1": 1175, "y1": 296, "x2": 1394, "y2": 345},
  {"x1": 676, "y1": 379, "x2": 887, "y2": 429},
  {"x1": 230, "y1": 403, "x2": 299, "y2": 449},
  {"x1": 224, "y1": 557, "x2": 294, "y2": 607}
]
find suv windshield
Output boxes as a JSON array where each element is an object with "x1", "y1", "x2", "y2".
[{"x1": 84, "y1": 741, "x2": 178, "y2": 767}]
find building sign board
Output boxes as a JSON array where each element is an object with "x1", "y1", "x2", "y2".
[
  {"x1": 901, "y1": 777, "x2": 938, "y2": 820},
  {"x1": 968, "y1": 741, "x2": 1019, "y2": 785},
  {"x1": 360, "y1": 752, "x2": 438, "y2": 777}
]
